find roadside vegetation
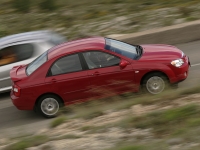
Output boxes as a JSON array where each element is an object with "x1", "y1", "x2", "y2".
[
  {"x1": 50, "y1": 115, "x2": 67, "y2": 128},
  {"x1": 3, "y1": 86, "x2": 200, "y2": 150},
  {"x1": 0, "y1": 0, "x2": 200, "y2": 39}
]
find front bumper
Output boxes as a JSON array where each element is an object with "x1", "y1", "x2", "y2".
[{"x1": 170, "y1": 56, "x2": 190, "y2": 83}]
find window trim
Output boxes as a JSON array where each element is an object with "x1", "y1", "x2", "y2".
[
  {"x1": 46, "y1": 52, "x2": 85, "y2": 77},
  {"x1": 81, "y1": 50, "x2": 121, "y2": 70}
]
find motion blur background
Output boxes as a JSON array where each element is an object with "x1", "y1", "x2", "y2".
[
  {"x1": 1, "y1": 0, "x2": 200, "y2": 39},
  {"x1": 1, "y1": 1, "x2": 200, "y2": 150}
]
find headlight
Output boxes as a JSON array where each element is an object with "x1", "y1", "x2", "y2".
[{"x1": 171, "y1": 59, "x2": 184, "y2": 67}]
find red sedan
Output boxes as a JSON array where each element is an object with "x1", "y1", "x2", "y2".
[{"x1": 10, "y1": 37, "x2": 190, "y2": 118}]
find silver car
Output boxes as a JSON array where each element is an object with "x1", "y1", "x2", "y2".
[{"x1": 0, "y1": 30, "x2": 66, "y2": 93}]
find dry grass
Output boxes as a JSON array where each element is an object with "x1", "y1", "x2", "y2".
[
  {"x1": 115, "y1": 104, "x2": 200, "y2": 137},
  {"x1": 4, "y1": 135, "x2": 49, "y2": 150}
]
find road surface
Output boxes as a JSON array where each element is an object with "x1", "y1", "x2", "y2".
[{"x1": 0, "y1": 40, "x2": 200, "y2": 137}]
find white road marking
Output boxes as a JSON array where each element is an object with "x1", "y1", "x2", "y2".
[{"x1": 191, "y1": 63, "x2": 200, "y2": 67}]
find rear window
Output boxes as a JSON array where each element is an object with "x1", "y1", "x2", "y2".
[
  {"x1": 26, "y1": 51, "x2": 47, "y2": 75},
  {"x1": 105, "y1": 38, "x2": 138, "y2": 60}
]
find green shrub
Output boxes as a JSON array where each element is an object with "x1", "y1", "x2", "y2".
[
  {"x1": 187, "y1": 118, "x2": 200, "y2": 127},
  {"x1": 12, "y1": 0, "x2": 31, "y2": 13},
  {"x1": 39, "y1": 0, "x2": 57, "y2": 11},
  {"x1": 52, "y1": 134, "x2": 81, "y2": 140},
  {"x1": 5, "y1": 135, "x2": 48, "y2": 150},
  {"x1": 179, "y1": 7, "x2": 192, "y2": 17},
  {"x1": 108, "y1": 145, "x2": 148, "y2": 150},
  {"x1": 50, "y1": 116, "x2": 66, "y2": 128},
  {"x1": 117, "y1": 104, "x2": 200, "y2": 136}
]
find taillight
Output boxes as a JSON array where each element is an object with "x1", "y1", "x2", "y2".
[{"x1": 13, "y1": 84, "x2": 21, "y2": 97}]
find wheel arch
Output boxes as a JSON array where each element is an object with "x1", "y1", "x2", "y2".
[
  {"x1": 34, "y1": 92, "x2": 64, "y2": 108},
  {"x1": 140, "y1": 70, "x2": 169, "y2": 85}
]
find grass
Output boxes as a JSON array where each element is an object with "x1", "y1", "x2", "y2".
[
  {"x1": 50, "y1": 116, "x2": 67, "y2": 128},
  {"x1": 80, "y1": 125, "x2": 109, "y2": 134},
  {"x1": 80, "y1": 126, "x2": 94, "y2": 131},
  {"x1": 60, "y1": 85, "x2": 200, "y2": 121},
  {"x1": 115, "y1": 104, "x2": 200, "y2": 137},
  {"x1": 73, "y1": 106, "x2": 105, "y2": 120},
  {"x1": 4, "y1": 135, "x2": 49, "y2": 150},
  {"x1": 51, "y1": 134, "x2": 82, "y2": 140},
  {"x1": 108, "y1": 145, "x2": 148, "y2": 150},
  {"x1": 180, "y1": 86, "x2": 200, "y2": 95},
  {"x1": 10, "y1": 133, "x2": 33, "y2": 140},
  {"x1": 6, "y1": 86, "x2": 200, "y2": 150},
  {"x1": 107, "y1": 141, "x2": 169, "y2": 150}
]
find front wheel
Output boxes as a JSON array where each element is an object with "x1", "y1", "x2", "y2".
[
  {"x1": 36, "y1": 94, "x2": 63, "y2": 118},
  {"x1": 142, "y1": 73, "x2": 169, "y2": 94}
]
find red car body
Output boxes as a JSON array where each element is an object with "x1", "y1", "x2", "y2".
[{"x1": 10, "y1": 37, "x2": 190, "y2": 116}]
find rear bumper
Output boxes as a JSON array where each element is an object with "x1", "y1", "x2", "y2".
[{"x1": 10, "y1": 90, "x2": 34, "y2": 110}]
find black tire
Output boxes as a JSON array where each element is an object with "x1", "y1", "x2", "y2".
[
  {"x1": 142, "y1": 73, "x2": 169, "y2": 94},
  {"x1": 36, "y1": 94, "x2": 63, "y2": 118}
]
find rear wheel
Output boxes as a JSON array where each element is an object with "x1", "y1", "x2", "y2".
[
  {"x1": 36, "y1": 94, "x2": 63, "y2": 118},
  {"x1": 142, "y1": 73, "x2": 169, "y2": 94}
]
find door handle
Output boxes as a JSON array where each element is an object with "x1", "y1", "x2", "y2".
[
  {"x1": 51, "y1": 78, "x2": 57, "y2": 83},
  {"x1": 92, "y1": 72, "x2": 100, "y2": 76}
]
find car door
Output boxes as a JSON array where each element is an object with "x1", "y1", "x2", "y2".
[
  {"x1": 0, "y1": 43, "x2": 34, "y2": 92},
  {"x1": 45, "y1": 53, "x2": 91, "y2": 104},
  {"x1": 82, "y1": 50, "x2": 135, "y2": 98}
]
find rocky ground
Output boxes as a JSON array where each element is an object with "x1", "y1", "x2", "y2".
[{"x1": 1, "y1": 92, "x2": 200, "y2": 150}]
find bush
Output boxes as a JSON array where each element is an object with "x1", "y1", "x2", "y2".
[
  {"x1": 39, "y1": 0, "x2": 57, "y2": 11},
  {"x1": 12, "y1": 0, "x2": 31, "y2": 13},
  {"x1": 4, "y1": 135, "x2": 48, "y2": 150},
  {"x1": 50, "y1": 116, "x2": 66, "y2": 128}
]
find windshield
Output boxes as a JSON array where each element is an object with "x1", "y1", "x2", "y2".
[
  {"x1": 105, "y1": 38, "x2": 138, "y2": 60},
  {"x1": 26, "y1": 51, "x2": 48, "y2": 75}
]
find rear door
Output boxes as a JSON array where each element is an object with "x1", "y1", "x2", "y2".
[
  {"x1": 82, "y1": 51, "x2": 135, "y2": 98},
  {"x1": 45, "y1": 53, "x2": 91, "y2": 104}
]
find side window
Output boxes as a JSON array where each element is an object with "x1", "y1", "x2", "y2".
[
  {"x1": 83, "y1": 51, "x2": 120, "y2": 69},
  {"x1": 0, "y1": 44, "x2": 34, "y2": 66},
  {"x1": 50, "y1": 54, "x2": 82, "y2": 76}
]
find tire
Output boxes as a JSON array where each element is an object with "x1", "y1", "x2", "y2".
[
  {"x1": 142, "y1": 73, "x2": 169, "y2": 94},
  {"x1": 36, "y1": 94, "x2": 63, "y2": 118}
]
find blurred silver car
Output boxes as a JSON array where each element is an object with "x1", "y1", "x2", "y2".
[{"x1": 0, "y1": 30, "x2": 66, "y2": 93}]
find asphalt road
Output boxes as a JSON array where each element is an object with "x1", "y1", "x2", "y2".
[{"x1": 0, "y1": 40, "x2": 200, "y2": 137}]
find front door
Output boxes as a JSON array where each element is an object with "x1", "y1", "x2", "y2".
[{"x1": 82, "y1": 51, "x2": 135, "y2": 98}]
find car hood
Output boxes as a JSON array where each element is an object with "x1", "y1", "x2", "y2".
[
  {"x1": 139, "y1": 44, "x2": 183, "y2": 61},
  {"x1": 10, "y1": 64, "x2": 27, "y2": 82}
]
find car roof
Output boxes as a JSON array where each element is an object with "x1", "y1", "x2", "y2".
[
  {"x1": 0, "y1": 30, "x2": 55, "y2": 48},
  {"x1": 48, "y1": 37, "x2": 106, "y2": 59}
]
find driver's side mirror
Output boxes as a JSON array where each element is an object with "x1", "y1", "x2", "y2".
[{"x1": 119, "y1": 60, "x2": 129, "y2": 69}]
